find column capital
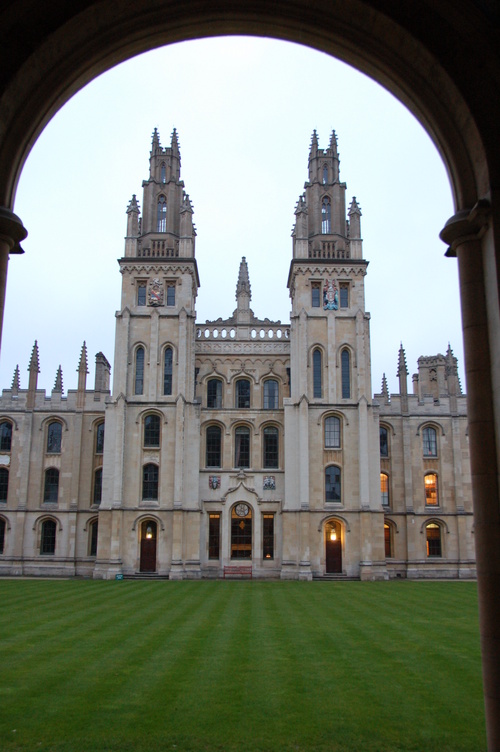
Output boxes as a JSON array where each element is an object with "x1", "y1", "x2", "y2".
[
  {"x1": 0, "y1": 207, "x2": 27, "y2": 254},
  {"x1": 440, "y1": 199, "x2": 491, "y2": 257}
]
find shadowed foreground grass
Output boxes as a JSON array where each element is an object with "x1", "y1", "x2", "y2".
[{"x1": 0, "y1": 580, "x2": 485, "y2": 752}]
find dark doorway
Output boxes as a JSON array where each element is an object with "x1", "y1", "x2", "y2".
[
  {"x1": 140, "y1": 520, "x2": 157, "y2": 572},
  {"x1": 325, "y1": 520, "x2": 342, "y2": 573},
  {"x1": 231, "y1": 503, "x2": 252, "y2": 559}
]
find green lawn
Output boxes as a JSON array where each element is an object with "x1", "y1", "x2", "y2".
[{"x1": 0, "y1": 580, "x2": 485, "y2": 752}]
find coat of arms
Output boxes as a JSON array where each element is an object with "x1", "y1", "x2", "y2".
[
  {"x1": 209, "y1": 475, "x2": 221, "y2": 490},
  {"x1": 323, "y1": 279, "x2": 339, "y2": 310},
  {"x1": 263, "y1": 476, "x2": 276, "y2": 491},
  {"x1": 148, "y1": 278, "x2": 164, "y2": 306}
]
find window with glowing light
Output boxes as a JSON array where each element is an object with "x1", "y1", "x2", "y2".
[
  {"x1": 424, "y1": 473, "x2": 438, "y2": 506},
  {"x1": 380, "y1": 473, "x2": 389, "y2": 506},
  {"x1": 263, "y1": 514, "x2": 274, "y2": 559},
  {"x1": 426, "y1": 523, "x2": 442, "y2": 557}
]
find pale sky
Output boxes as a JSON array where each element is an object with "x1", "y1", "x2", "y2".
[{"x1": 1, "y1": 36, "x2": 460, "y2": 396}]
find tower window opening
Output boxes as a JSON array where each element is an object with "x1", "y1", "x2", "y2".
[
  {"x1": 135, "y1": 347, "x2": 145, "y2": 395},
  {"x1": 321, "y1": 197, "x2": 331, "y2": 234},
  {"x1": 313, "y1": 349, "x2": 322, "y2": 399},
  {"x1": 160, "y1": 162, "x2": 166, "y2": 183},
  {"x1": 157, "y1": 195, "x2": 167, "y2": 232},
  {"x1": 341, "y1": 350, "x2": 351, "y2": 399},
  {"x1": 163, "y1": 347, "x2": 173, "y2": 395}
]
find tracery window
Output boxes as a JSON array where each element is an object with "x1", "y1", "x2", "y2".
[
  {"x1": 322, "y1": 164, "x2": 328, "y2": 184},
  {"x1": 163, "y1": 347, "x2": 173, "y2": 395},
  {"x1": 424, "y1": 473, "x2": 438, "y2": 506},
  {"x1": 40, "y1": 519, "x2": 56, "y2": 555},
  {"x1": 0, "y1": 421, "x2": 12, "y2": 452},
  {"x1": 325, "y1": 465, "x2": 341, "y2": 502},
  {"x1": 144, "y1": 414, "x2": 160, "y2": 448},
  {"x1": 324, "y1": 416, "x2": 340, "y2": 448},
  {"x1": 235, "y1": 426, "x2": 250, "y2": 468},
  {"x1": 313, "y1": 349, "x2": 322, "y2": 399},
  {"x1": 43, "y1": 468, "x2": 59, "y2": 503},
  {"x1": 207, "y1": 379, "x2": 222, "y2": 409},
  {"x1": 206, "y1": 425, "x2": 222, "y2": 468},
  {"x1": 157, "y1": 195, "x2": 167, "y2": 232},
  {"x1": 236, "y1": 379, "x2": 251, "y2": 409},
  {"x1": 135, "y1": 347, "x2": 145, "y2": 395},
  {"x1": 341, "y1": 349, "x2": 350, "y2": 399},
  {"x1": 423, "y1": 426, "x2": 437, "y2": 457},
  {"x1": 0, "y1": 468, "x2": 8, "y2": 503},
  {"x1": 263, "y1": 379, "x2": 279, "y2": 410},
  {"x1": 263, "y1": 427, "x2": 279, "y2": 469},
  {"x1": 160, "y1": 162, "x2": 166, "y2": 183},
  {"x1": 426, "y1": 523, "x2": 442, "y2": 557},
  {"x1": 46, "y1": 421, "x2": 62, "y2": 454},
  {"x1": 142, "y1": 463, "x2": 159, "y2": 500},
  {"x1": 321, "y1": 197, "x2": 331, "y2": 233}
]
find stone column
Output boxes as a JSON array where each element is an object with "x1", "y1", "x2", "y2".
[
  {"x1": 0, "y1": 208, "x2": 27, "y2": 350},
  {"x1": 441, "y1": 201, "x2": 500, "y2": 751}
]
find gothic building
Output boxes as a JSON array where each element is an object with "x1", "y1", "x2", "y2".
[{"x1": 0, "y1": 129, "x2": 474, "y2": 580}]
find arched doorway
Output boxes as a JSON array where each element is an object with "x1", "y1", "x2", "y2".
[
  {"x1": 325, "y1": 520, "x2": 342, "y2": 574},
  {"x1": 231, "y1": 503, "x2": 252, "y2": 560},
  {"x1": 140, "y1": 520, "x2": 157, "y2": 572}
]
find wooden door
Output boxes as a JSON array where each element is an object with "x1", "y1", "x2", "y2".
[
  {"x1": 326, "y1": 539, "x2": 342, "y2": 573},
  {"x1": 140, "y1": 521, "x2": 157, "y2": 572}
]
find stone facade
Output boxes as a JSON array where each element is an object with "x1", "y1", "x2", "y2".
[{"x1": 0, "y1": 129, "x2": 473, "y2": 580}]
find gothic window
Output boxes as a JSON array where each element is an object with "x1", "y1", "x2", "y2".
[
  {"x1": 40, "y1": 519, "x2": 56, "y2": 555},
  {"x1": 263, "y1": 426, "x2": 279, "y2": 469},
  {"x1": 0, "y1": 518, "x2": 5, "y2": 554},
  {"x1": 311, "y1": 283, "x2": 321, "y2": 308},
  {"x1": 325, "y1": 416, "x2": 341, "y2": 448},
  {"x1": 93, "y1": 468, "x2": 102, "y2": 505},
  {"x1": 135, "y1": 347, "x2": 145, "y2": 395},
  {"x1": 207, "y1": 379, "x2": 222, "y2": 409},
  {"x1": 322, "y1": 164, "x2": 328, "y2": 184},
  {"x1": 426, "y1": 523, "x2": 442, "y2": 557},
  {"x1": 166, "y1": 285, "x2": 175, "y2": 306},
  {"x1": 206, "y1": 425, "x2": 222, "y2": 468},
  {"x1": 163, "y1": 347, "x2": 173, "y2": 395},
  {"x1": 0, "y1": 421, "x2": 12, "y2": 452},
  {"x1": 137, "y1": 283, "x2": 147, "y2": 306},
  {"x1": 95, "y1": 422, "x2": 105, "y2": 454},
  {"x1": 157, "y1": 195, "x2": 167, "y2": 232},
  {"x1": 208, "y1": 513, "x2": 221, "y2": 559},
  {"x1": 160, "y1": 162, "x2": 166, "y2": 183},
  {"x1": 339, "y1": 283, "x2": 349, "y2": 308},
  {"x1": 325, "y1": 465, "x2": 341, "y2": 502},
  {"x1": 341, "y1": 349, "x2": 351, "y2": 399},
  {"x1": 43, "y1": 468, "x2": 59, "y2": 503},
  {"x1": 142, "y1": 463, "x2": 159, "y2": 500},
  {"x1": 231, "y1": 503, "x2": 252, "y2": 559},
  {"x1": 321, "y1": 197, "x2": 331, "y2": 234},
  {"x1": 0, "y1": 468, "x2": 8, "y2": 502},
  {"x1": 144, "y1": 414, "x2": 160, "y2": 447},
  {"x1": 46, "y1": 421, "x2": 62, "y2": 454},
  {"x1": 425, "y1": 473, "x2": 438, "y2": 506},
  {"x1": 313, "y1": 349, "x2": 322, "y2": 398},
  {"x1": 263, "y1": 513, "x2": 275, "y2": 559},
  {"x1": 423, "y1": 426, "x2": 438, "y2": 457},
  {"x1": 380, "y1": 426, "x2": 389, "y2": 457},
  {"x1": 236, "y1": 379, "x2": 251, "y2": 409},
  {"x1": 384, "y1": 522, "x2": 393, "y2": 558},
  {"x1": 263, "y1": 379, "x2": 279, "y2": 409},
  {"x1": 235, "y1": 426, "x2": 250, "y2": 468},
  {"x1": 89, "y1": 519, "x2": 98, "y2": 556},
  {"x1": 381, "y1": 473, "x2": 389, "y2": 506}
]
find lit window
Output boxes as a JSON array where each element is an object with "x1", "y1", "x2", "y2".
[
  {"x1": 89, "y1": 519, "x2": 98, "y2": 556},
  {"x1": 142, "y1": 464, "x2": 159, "y2": 500},
  {"x1": 166, "y1": 285, "x2": 175, "y2": 306},
  {"x1": 380, "y1": 426, "x2": 389, "y2": 457},
  {"x1": 426, "y1": 523, "x2": 442, "y2": 557},
  {"x1": 339, "y1": 283, "x2": 349, "y2": 308},
  {"x1": 381, "y1": 473, "x2": 389, "y2": 506},
  {"x1": 0, "y1": 518, "x2": 5, "y2": 554},
  {"x1": 163, "y1": 347, "x2": 173, "y2": 395},
  {"x1": 137, "y1": 283, "x2": 147, "y2": 306},
  {"x1": 313, "y1": 349, "x2": 322, "y2": 399},
  {"x1": 0, "y1": 468, "x2": 8, "y2": 503},
  {"x1": 263, "y1": 514, "x2": 274, "y2": 559},
  {"x1": 325, "y1": 465, "x2": 341, "y2": 502},
  {"x1": 235, "y1": 426, "x2": 250, "y2": 468},
  {"x1": 236, "y1": 380, "x2": 251, "y2": 409},
  {"x1": 384, "y1": 523, "x2": 393, "y2": 558},
  {"x1": 209, "y1": 513, "x2": 221, "y2": 559},
  {"x1": 341, "y1": 350, "x2": 350, "y2": 399},
  {"x1": 157, "y1": 195, "x2": 167, "y2": 232},
  {"x1": 325, "y1": 416, "x2": 340, "y2": 448},
  {"x1": 423, "y1": 427, "x2": 437, "y2": 457},
  {"x1": 47, "y1": 422, "x2": 62, "y2": 454},
  {"x1": 0, "y1": 421, "x2": 12, "y2": 452},
  {"x1": 95, "y1": 422, "x2": 105, "y2": 454},
  {"x1": 312, "y1": 283, "x2": 321, "y2": 308},
  {"x1": 40, "y1": 519, "x2": 56, "y2": 555},
  {"x1": 263, "y1": 380, "x2": 279, "y2": 409},
  {"x1": 43, "y1": 468, "x2": 59, "y2": 503},
  {"x1": 135, "y1": 347, "x2": 145, "y2": 395},
  {"x1": 93, "y1": 468, "x2": 102, "y2": 505},
  {"x1": 263, "y1": 427, "x2": 279, "y2": 469},
  {"x1": 231, "y1": 503, "x2": 252, "y2": 560},
  {"x1": 321, "y1": 197, "x2": 331, "y2": 233},
  {"x1": 144, "y1": 414, "x2": 160, "y2": 447},
  {"x1": 425, "y1": 473, "x2": 438, "y2": 505},
  {"x1": 207, "y1": 379, "x2": 222, "y2": 409},
  {"x1": 206, "y1": 426, "x2": 222, "y2": 468}
]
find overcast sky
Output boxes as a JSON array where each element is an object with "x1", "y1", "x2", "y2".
[{"x1": 1, "y1": 36, "x2": 460, "y2": 396}]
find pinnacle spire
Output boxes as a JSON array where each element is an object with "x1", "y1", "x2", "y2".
[
  {"x1": 236, "y1": 257, "x2": 251, "y2": 301},
  {"x1": 381, "y1": 373, "x2": 389, "y2": 401},
  {"x1": 78, "y1": 342, "x2": 89, "y2": 375},
  {"x1": 28, "y1": 340, "x2": 40, "y2": 373},
  {"x1": 152, "y1": 127, "x2": 160, "y2": 149},
  {"x1": 171, "y1": 128, "x2": 180, "y2": 156},
  {"x1": 126, "y1": 194, "x2": 140, "y2": 214},
  {"x1": 349, "y1": 196, "x2": 362, "y2": 215},
  {"x1": 11, "y1": 365, "x2": 20, "y2": 392},
  {"x1": 309, "y1": 130, "x2": 319, "y2": 156},
  {"x1": 53, "y1": 365, "x2": 63, "y2": 394},
  {"x1": 397, "y1": 343, "x2": 408, "y2": 376},
  {"x1": 329, "y1": 129, "x2": 338, "y2": 156}
]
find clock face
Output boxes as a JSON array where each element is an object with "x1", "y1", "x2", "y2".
[{"x1": 235, "y1": 503, "x2": 249, "y2": 517}]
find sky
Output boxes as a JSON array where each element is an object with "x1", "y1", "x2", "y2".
[{"x1": 1, "y1": 36, "x2": 460, "y2": 396}]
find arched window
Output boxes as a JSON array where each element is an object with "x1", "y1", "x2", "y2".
[
  {"x1": 236, "y1": 379, "x2": 251, "y2": 409},
  {"x1": 313, "y1": 349, "x2": 322, "y2": 398},
  {"x1": 231, "y1": 503, "x2": 252, "y2": 559},
  {"x1": 157, "y1": 195, "x2": 167, "y2": 232},
  {"x1": 263, "y1": 379, "x2": 279, "y2": 409},
  {"x1": 142, "y1": 464, "x2": 159, "y2": 500},
  {"x1": 206, "y1": 425, "x2": 222, "y2": 468},
  {"x1": 43, "y1": 468, "x2": 59, "y2": 503},
  {"x1": 135, "y1": 347, "x2": 145, "y2": 395},
  {"x1": 95, "y1": 422, "x2": 105, "y2": 454},
  {"x1": 423, "y1": 426, "x2": 437, "y2": 457},
  {"x1": 144, "y1": 414, "x2": 160, "y2": 447},
  {"x1": 322, "y1": 164, "x2": 328, "y2": 184},
  {"x1": 163, "y1": 347, "x2": 173, "y2": 395},
  {"x1": 380, "y1": 426, "x2": 389, "y2": 457},
  {"x1": 0, "y1": 421, "x2": 12, "y2": 452},
  {"x1": 0, "y1": 517, "x2": 5, "y2": 554},
  {"x1": 46, "y1": 421, "x2": 62, "y2": 453},
  {"x1": 235, "y1": 426, "x2": 250, "y2": 468},
  {"x1": 40, "y1": 519, "x2": 56, "y2": 555},
  {"x1": 426, "y1": 523, "x2": 442, "y2": 557},
  {"x1": 321, "y1": 196, "x2": 331, "y2": 233},
  {"x1": 89, "y1": 519, "x2": 98, "y2": 556},
  {"x1": 0, "y1": 468, "x2": 8, "y2": 502},
  {"x1": 93, "y1": 468, "x2": 102, "y2": 505},
  {"x1": 424, "y1": 473, "x2": 438, "y2": 506},
  {"x1": 341, "y1": 349, "x2": 350, "y2": 399},
  {"x1": 325, "y1": 416, "x2": 340, "y2": 448},
  {"x1": 325, "y1": 465, "x2": 341, "y2": 502},
  {"x1": 263, "y1": 426, "x2": 279, "y2": 469},
  {"x1": 380, "y1": 473, "x2": 389, "y2": 506},
  {"x1": 160, "y1": 162, "x2": 166, "y2": 183},
  {"x1": 384, "y1": 522, "x2": 393, "y2": 558},
  {"x1": 207, "y1": 379, "x2": 222, "y2": 409}
]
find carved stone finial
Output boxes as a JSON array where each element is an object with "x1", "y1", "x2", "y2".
[{"x1": 53, "y1": 365, "x2": 63, "y2": 394}]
